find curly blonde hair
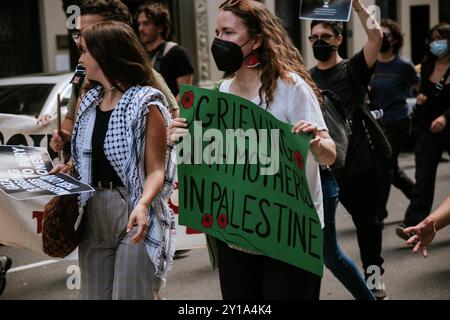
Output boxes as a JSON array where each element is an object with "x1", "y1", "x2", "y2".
[{"x1": 219, "y1": 0, "x2": 322, "y2": 106}]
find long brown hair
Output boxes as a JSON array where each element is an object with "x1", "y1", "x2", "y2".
[
  {"x1": 219, "y1": 0, "x2": 322, "y2": 106},
  {"x1": 422, "y1": 23, "x2": 450, "y2": 80},
  {"x1": 82, "y1": 21, "x2": 159, "y2": 92}
]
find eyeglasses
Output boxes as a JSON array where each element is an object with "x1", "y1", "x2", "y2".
[
  {"x1": 71, "y1": 30, "x2": 82, "y2": 43},
  {"x1": 308, "y1": 34, "x2": 336, "y2": 42}
]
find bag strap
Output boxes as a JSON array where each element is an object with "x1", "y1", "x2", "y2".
[
  {"x1": 434, "y1": 67, "x2": 450, "y2": 97},
  {"x1": 151, "y1": 42, "x2": 178, "y2": 71},
  {"x1": 163, "y1": 41, "x2": 177, "y2": 56}
]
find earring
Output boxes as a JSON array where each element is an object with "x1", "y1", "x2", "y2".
[{"x1": 246, "y1": 52, "x2": 261, "y2": 68}]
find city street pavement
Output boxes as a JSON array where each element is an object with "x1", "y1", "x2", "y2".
[{"x1": 1, "y1": 153, "x2": 449, "y2": 300}]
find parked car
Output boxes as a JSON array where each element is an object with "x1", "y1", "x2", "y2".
[{"x1": 0, "y1": 73, "x2": 73, "y2": 118}]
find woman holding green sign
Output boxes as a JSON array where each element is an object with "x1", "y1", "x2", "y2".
[{"x1": 170, "y1": 0, "x2": 336, "y2": 299}]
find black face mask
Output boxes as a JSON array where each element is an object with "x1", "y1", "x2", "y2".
[
  {"x1": 211, "y1": 37, "x2": 252, "y2": 73},
  {"x1": 380, "y1": 38, "x2": 391, "y2": 53},
  {"x1": 313, "y1": 39, "x2": 336, "y2": 62}
]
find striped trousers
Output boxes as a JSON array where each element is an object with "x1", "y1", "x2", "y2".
[{"x1": 78, "y1": 186, "x2": 159, "y2": 300}]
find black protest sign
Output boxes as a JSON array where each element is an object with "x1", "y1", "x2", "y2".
[
  {"x1": 0, "y1": 145, "x2": 53, "y2": 179},
  {"x1": 0, "y1": 173, "x2": 94, "y2": 200},
  {"x1": 300, "y1": 0, "x2": 353, "y2": 22},
  {"x1": 0, "y1": 146, "x2": 94, "y2": 200}
]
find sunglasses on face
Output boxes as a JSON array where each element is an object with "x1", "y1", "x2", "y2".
[{"x1": 308, "y1": 34, "x2": 336, "y2": 42}]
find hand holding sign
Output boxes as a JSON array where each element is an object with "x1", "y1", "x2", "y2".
[
  {"x1": 168, "y1": 118, "x2": 189, "y2": 143},
  {"x1": 49, "y1": 129, "x2": 71, "y2": 153},
  {"x1": 49, "y1": 163, "x2": 73, "y2": 175}
]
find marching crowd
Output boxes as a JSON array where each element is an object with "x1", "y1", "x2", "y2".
[{"x1": 0, "y1": 0, "x2": 449, "y2": 300}]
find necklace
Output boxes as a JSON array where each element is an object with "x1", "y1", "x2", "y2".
[
  {"x1": 97, "y1": 87, "x2": 118, "y2": 111},
  {"x1": 104, "y1": 86, "x2": 116, "y2": 93}
]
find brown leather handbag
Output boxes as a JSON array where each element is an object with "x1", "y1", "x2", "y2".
[{"x1": 42, "y1": 194, "x2": 82, "y2": 258}]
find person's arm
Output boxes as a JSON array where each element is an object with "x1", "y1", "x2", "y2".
[
  {"x1": 430, "y1": 115, "x2": 447, "y2": 133},
  {"x1": 443, "y1": 109, "x2": 450, "y2": 125},
  {"x1": 407, "y1": 62, "x2": 421, "y2": 87},
  {"x1": 292, "y1": 123, "x2": 336, "y2": 166},
  {"x1": 289, "y1": 81, "x2": 336, "y2": 166},
  {"x1": 352, "y1": 0, "x2": 383, "y2": 69},
  {"x1": 153, "y1": 70, "x2": 179, "y2": 118},
  {"x1": 36, "y1": 114, "x2": 52, "y2": 126},
  {"x1": 404, "y1": 196, "x2": 450, "y2": 257},
  {"x1": 127, "y1": 106, "x2": 167, "y2": 244},
  {"x1": 406, "y1": 62, "x2": 421, "y2": 97},
  {"x1": 61, "y1": 116, "x2": 75, "y2": 133},
  {"x1": 429, "y1": 196, "x2": 450, "y2": 231},
  {"x1": 49, "y1": 98, "x2": 79, "y2": 152}
]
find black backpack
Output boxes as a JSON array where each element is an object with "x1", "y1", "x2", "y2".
[
  {"x1": 321, "y1": 89, "x2": 351, "y2": 174},
  {"x1": 341, "y1": 99, "x2": 393, "y2": 177}
]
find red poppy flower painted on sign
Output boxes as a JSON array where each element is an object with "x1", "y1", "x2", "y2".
[
  {"x1": 181, "y1": 90, "x2": 195, "y2": 109},
  {"x1": 201, "y1": 214, "x2": 214, "y2": 229},
  {"x1": 217, "y1": 214, "x2": 228, "y2": 229},
  {"x1": 294, "y1": 150, "x2": 304, "y2": 170}
]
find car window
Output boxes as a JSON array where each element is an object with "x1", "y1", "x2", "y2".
[
  {"x1": 0, "y1": 84, "x2": 54, "y2": 117},
  {"x1": 60, "y1": 83, "x2": 72, "y2": 110}
]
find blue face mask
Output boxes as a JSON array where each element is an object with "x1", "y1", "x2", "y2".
[{"x1": 430, "y1": 40, "x2": 449, "y2": 57}]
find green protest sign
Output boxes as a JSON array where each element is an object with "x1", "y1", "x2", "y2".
[{"x1": 177, "y1": 85, "x2": 323, "y2": 277}]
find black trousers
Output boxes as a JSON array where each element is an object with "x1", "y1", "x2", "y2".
[
  {"x1": 216, "y1": 240, "x2": 321, "y2": 300},
  {"x1": 404, "y1": 129, "x2": 450, "y2": 226},
  {"x1": 337, "y1": 167, "x2": 384, "y2": 275},
  {"x1": 376, "y1": 118, "x2": 415, "y2": 219}
]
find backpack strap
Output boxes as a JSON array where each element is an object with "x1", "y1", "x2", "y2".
[
  {"x1": 151, "y1": 41, "x2": 178, "y2": 71},
  {"x1": 434, "y1": 67, "x2": 450, "y2": 97},
  {"x1": 163, "y1": 41, "x2": 177, "y2": 56}
]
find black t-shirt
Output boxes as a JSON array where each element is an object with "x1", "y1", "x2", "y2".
[
  {"x1": 149, "y1": 42, "x2": 194, "y2": 97},
  {"x1": 92, "y1": 107, "x2": 124, "y2": 186},
  {"x1": 310, "y1": 50, "x2": 373, "y2": 119},
  {"x1": 419, "y1": 78, "x2": 450, "y2": 128}
]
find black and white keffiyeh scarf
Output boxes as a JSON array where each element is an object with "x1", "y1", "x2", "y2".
[{"x1": 72, "y1": 85, "x2": 177, "y2": 282}]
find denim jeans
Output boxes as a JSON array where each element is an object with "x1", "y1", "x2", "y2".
[{"x1": 321, "y1": 169, "x2": 376, "y2": 300}]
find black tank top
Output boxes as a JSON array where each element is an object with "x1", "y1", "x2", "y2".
[{"x1": 92, "y1": 107, "x2": 124, "y2": 186}]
